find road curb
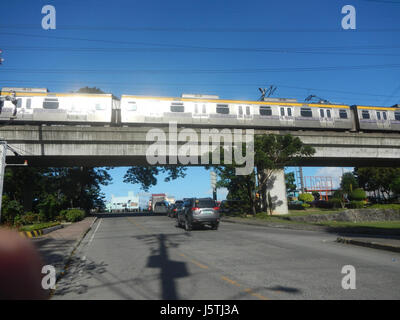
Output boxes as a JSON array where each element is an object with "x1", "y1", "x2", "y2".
[
  {"x1": 19, "y1": 224, "x2": 64, "y2": 238},
  {"x1": 55, "y1": 217, "x2": 98, "y2": 280},
  {"x1": 336, "y1": 237, "x2": 400, "y2": 253},
  {"x1": 19, "y1": 229, "x2": 43, "y2": 238},
  {"x1": 221, "y1": 217, "x2": 324, "y2": 232}
]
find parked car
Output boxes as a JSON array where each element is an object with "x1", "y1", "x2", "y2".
[
  {"x1": 153, "y1": 201, "x2": 169, "y2": 214},
  {"x1": 176, "y1": 197, "x2": 220, "y2": 231}
]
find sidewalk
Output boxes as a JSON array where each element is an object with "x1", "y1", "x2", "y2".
[
  {"x1": 32, "y1": 216, "x2": 96, "y2": 277},
  {"x1": 222, "y1": 216, "x2": 400, "y2": 253}
]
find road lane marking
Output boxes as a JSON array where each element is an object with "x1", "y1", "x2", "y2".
[
  {"x1": 244, "y1": 288, "x2": 269, "y2": 300},
  {"x1": 190, "y1": 259, "x2": 209, "y2": 269},
  {"x1": 221, "y1": 276, "x2": 241, "y2": 287},
  {"x1": 87, "y1": 218, "x2": 102, "y2": 246}
]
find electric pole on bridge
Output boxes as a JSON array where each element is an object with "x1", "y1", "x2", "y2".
[{"x1": 210, "y1": 170, "x2": 217, "y2": 201}]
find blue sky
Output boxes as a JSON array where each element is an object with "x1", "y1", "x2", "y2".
[{"x1": 1, "y1": 0, "x2": 399, "y2": 203}]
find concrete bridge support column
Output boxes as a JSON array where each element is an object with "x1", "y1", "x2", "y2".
[{"x1": 266, "y1": 169, "x2": 288, "y2": 215}]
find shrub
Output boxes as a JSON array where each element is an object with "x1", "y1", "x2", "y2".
[
  {"x1": 328, "y1": 198, "x2": 343, "y2": 209},
  {"x1": 1, "y1": 196, "x2": 24, "y2": 224},
  {"x1": 288, "y1": 201, "x2": 305, "y2": 210},
  {"x1": 301, "y1": 203, "x2": 311, "y2": 209},
  {"x1": 21, "y1": 212, "x2": 40, "y2": 225},
  {"x1": 65, "y1": 209, "x2": 85, "y2": 222},
  {"x1": 37, "y1": 194, "x2": 62, "y2": 221},
  {"x1": 348, "y1": 188, "x2": 367, "y2": 201},
  {"x1": 298, "y1": 193, "x2": 314, "y2": 203},
  {"x1": 347, "y1": 200, "x2": 366, "y2": 209},
  {"x1": 59, "y1": 209, "x2": 69, "y2": 220}
]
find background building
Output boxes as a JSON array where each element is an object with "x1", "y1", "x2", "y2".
[{"x1": 106, "y1": 191, "x2": 140, "y2": 213}]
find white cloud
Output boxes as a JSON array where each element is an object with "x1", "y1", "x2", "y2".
[{"x1": 313, "y1": 167, "x2": 353, "y2": 189}]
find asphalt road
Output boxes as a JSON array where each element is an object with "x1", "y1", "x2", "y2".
[{"x1": 52, "y1": 213, "x2": 400, "y2": 300}]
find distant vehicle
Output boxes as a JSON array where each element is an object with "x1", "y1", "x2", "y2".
[
  {"x1": 176, "y1": 197, "x2": 220, "y2": 231},
  {"x1": 153, "y1": 201, "x2": 168, "y2": 214},
  {"x1": 168, "y1": 201, "x2": 184, "y2": 218}
]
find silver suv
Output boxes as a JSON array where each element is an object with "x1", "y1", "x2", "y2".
[{"x1": 176, "y1": 198, "x2": 220, "y2": 231}]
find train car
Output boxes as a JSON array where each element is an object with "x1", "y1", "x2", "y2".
[
  {"x1": 120, "y1": 94, "x2": 355, "y2": 131},
  {"x1": 0, "y1": 87, "x2": 116, "y2": 124},
  {"x1": 351, "y1": 104, "x2": 400, "y2": 132}
]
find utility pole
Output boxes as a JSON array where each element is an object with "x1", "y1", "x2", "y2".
[
  {"x1": 210, "y1": 170, "x2": 217, "y2": 201},
  {"x1": 0, "y1": 142, "x2": 6, "y2": 223}
]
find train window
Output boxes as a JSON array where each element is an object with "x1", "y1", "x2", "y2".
[
  {"x1": 43, "y1": 98, "x2": 59, "y2": 109},
  {"x1": 383, "y1": 112, "x2": 387, "y2": 120},
  {"x1": 326, "y1": 110, "x2": 331, "y2": 118},
  {"x1": 171, "y1": 102, "x2": 184, "y2": 112},
  {"x1": 95, "y1": 103, "x2": 106, "y2": 111},
  {"x1": 26, "y1": 98, "x2": 31, "y2": 109},
  {"x1": 238, "y1": 106, "x2": 243, "y2": 116},
  {"x1": 300, "y1": 108, "x2": 313, "y2": 117},
  {"x1": 377, "y1": 111, "x2": 381, "y2": 120},
  {"x1": 319, "y1": 109, "x2": 324, "y2": 118},
  {"x1": 127, "y1": 102, "x2": 137, "y2": 111},
  {"x1": 395, "y1": 111, "x2": 400, "y2": 121},
  {"x1": 216, "y1": 104, "x2": 229, "y2": 114},
  {"x1": 202, "y1": 104, "x2": 206, "y2": 113},
  {"x1": 16, "y1": 98, "x2": 22, "y2": 108},
  {"x1": 361, "y1": 110, "x2": 370, "y2": 119},
  {"x1": 194, "y1": 104, "x2": 199, "y2": 114},
  {"x1": 287, "y1": 108, "x2": 292, "y2": 116},
  {"x1": 246, "y1": 106, "x2": 250, "y2": 115},
  {"x1": 259, "y1": 106, "x2": 272, "y2": 116},
  {"x1": 339, "y1": 109, "x2": 348, "y2": 119},
  {"x1": 280, "y1": 107, "x2": 285, "y2": 116}
]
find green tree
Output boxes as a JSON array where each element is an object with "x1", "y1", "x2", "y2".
[
  {"x1": 285, "y1": 172, "x2": 297, "y2": 197},
  {"x1": 254, "y1": 134, "x2": 315, "y2": 214},
  {"x1": 354, "y1": 167, "x2": 400, "y2": 201},
  {"x1": 123, "y1": 166, "x2": 187, "y2": 192},
  {"x1": 340, "y1": 172, "x2": 358, "y2": 194},
  {"x1": 213, "y1": 164, "x2": 256, "y2": 215}
]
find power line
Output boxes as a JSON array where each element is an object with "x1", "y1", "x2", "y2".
[
  {"x1": 1, "y1": 64, "x2": 399, "y2": 75},
  {"x1": 1, "y1": 79, "x2": 398, "y2": 100},
  {"x1": 1, "y1": 24, "x2": 400, "y2": 33},
  {"x1": 1, "y1": 32, "x2": 400, "y2": 53},
  {"x1": 2, "y1": 46, "x2": 400, "y2": 57}
]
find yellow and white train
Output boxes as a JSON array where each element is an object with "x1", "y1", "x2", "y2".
[{"x1": 1, "y1": 87, "x2": 399, "y2": 132}]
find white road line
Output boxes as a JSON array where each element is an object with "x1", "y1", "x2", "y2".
[{"x1": 87, "y1": 218, "x2": 102, "y2": 247}]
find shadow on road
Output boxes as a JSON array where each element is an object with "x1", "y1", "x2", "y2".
[{"x1": 132, "y1": 232, "x2": 191, "y2": 300}]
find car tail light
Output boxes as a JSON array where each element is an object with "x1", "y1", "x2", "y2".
[
  {"x1": 191, "y1": 207, "x2": 200, "y2": 211},
  {"x1": 213, "y1": 207, "x2": 220, "y2": 211}
]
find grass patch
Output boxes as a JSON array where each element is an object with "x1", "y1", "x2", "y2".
[
  {"x1": 366, "y1": 204, "x2": 400, "y2": 210},
  {"x1": 19, "y1": 221, "x2": 60, "y2": 232}
]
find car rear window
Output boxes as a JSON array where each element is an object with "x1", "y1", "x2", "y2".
[{"x1": 195, "y1": 199, "x2": 216, "y2": 208}]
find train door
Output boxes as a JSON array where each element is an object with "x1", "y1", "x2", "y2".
[
  {"x1": 319, "y1": 108, "x2": 334, "y2": 128},
  {"x1": 237, "y1": 105, "x2": 244, "y2": 120},
  {"x1": 279, "y1": 106, "x2": 294, "y2": 126},
  {"x1": 376, "y1": 110, "x2": 390, "y2": 129},
  {"x1": 244, "y1": 105, "x2": 253, "y2": 120}
]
